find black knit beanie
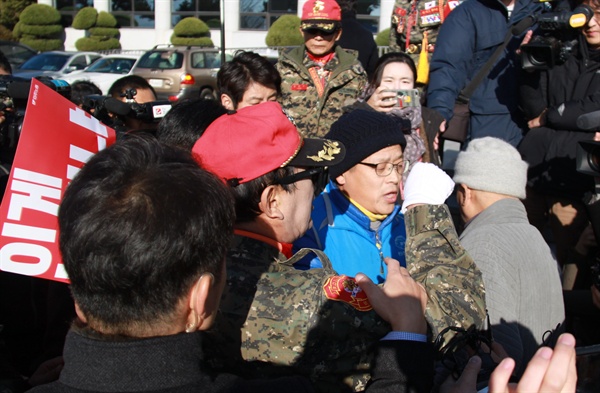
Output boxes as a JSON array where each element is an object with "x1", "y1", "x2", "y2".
[{"x1": 325, "y1": 109, "x2": 407, "y2": 179}]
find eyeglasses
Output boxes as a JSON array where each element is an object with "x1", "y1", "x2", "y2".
[
  {"x1": 276, "y1": 167, "x2": 329, "y2": 197},
  {"x1": 357, "y1": 160, "x2": 411, "y2": 177}
]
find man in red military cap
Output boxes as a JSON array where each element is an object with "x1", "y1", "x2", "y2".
[{"x1": 276, "y1": 0, "x2": 367, "y2": 138}]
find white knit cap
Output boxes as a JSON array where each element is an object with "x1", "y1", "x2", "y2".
[{"x1": 453, "y1": 137, "x2": 528, "y2": 199}]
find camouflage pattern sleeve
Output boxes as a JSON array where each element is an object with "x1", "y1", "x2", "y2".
[{"x1": 404, "y1": 204, "x2": 486, "y2": 341}]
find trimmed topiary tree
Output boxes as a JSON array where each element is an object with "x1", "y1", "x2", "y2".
[
  {"x1": 73, "y1": 8, "x2": 120, "y2": 51},
  {"x1": 376, "y1": 28, "x2": 390, "y2": 47},
  {"x1": 72, "y1": 7, "x2": 97, "y2": 30},
  {"x1": 14, "y1": 3, "x2": 63, "y2": 51},
  {"x1": 171, "y1": 17, "x2": 213, "y2": 46},
  {"x1": 265, "y1": 15, "x2": 303, "y2": 47},
  {"x1": 0, "y1": 25, "x2": 14, "y2": 40},
  {"x1": 0, "y1": 0, "x2": 35, "y2": 32}
]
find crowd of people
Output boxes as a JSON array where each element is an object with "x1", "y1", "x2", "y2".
[{"x1": 1, "y1": 0, "x2": 600, "y2": 391}]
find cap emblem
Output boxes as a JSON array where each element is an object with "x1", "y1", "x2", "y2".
[{"x1": 307, "y1": 141, "x2": 342, "y2": 162}]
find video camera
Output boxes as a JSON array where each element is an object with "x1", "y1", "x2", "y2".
[
  {"x1": 576, "y1": 140, "x2": 600, "y2": 177},
  {"x1": 521, "y1": 3, "x2": 593, "y2": 70},
  {"x1": 83, "y1": 88, "x2": 171, "y2": 135},
  {"x1": 0, "y1": 75, "x2": 70, "y2": 159}
]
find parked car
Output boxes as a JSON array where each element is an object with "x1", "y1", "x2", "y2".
[
  {"x1": 14, "y1": 51, "x2": 103, "y2": 79},
  {"x1": 131, "y1": 45, "x2": 232, "y2": 102},
  {"x1": 59, "y1": 54, "x2": 141, "y2": 94},
  {"x1": 0, "y1": 40, "x2": 38, "y2": 72}
]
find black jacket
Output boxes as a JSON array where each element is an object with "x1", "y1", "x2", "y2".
[
  {"x1": 27, "y1": 328, "x2": 434, "y2": 393},
  {"x1": 338, "y1": 10, "x2": 379, "y2": 77},
  {"x1": 518, "y1": 36, "x2": 600, "y2": 199}
]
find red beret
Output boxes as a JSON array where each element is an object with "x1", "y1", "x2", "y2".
[{"x1": 192, "y1": 102, "x2": 345, "y2": 185}]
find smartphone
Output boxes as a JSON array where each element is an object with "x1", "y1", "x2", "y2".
[{"x1": 389, "y1": 89, "x2": 420, "y2": 108}]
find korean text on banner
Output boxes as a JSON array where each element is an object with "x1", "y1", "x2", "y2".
[{"x1": 0, "y1": 79, "x2": 116, "y2": 283}]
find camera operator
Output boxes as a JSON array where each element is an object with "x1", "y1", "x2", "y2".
[
  {"x1": 107, "y1": 75, "x2": 159, "y2": 133},
  {"x1": 518, "y1": 0, "x2": 600, "y2": 273},
  {"x1": 69, "y1": 80, "x2": 102, "y2": 108}
]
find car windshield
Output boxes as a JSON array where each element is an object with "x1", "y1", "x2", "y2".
[
  {"x1": 86, "y1": 57, "x2": 136, "y2": 74},
  {"x1": 20, "y1": 53, "x2": 69, "y2": 71},
  {"x1": 137, "y1": 51, "x2": 184, "y2": 69}
]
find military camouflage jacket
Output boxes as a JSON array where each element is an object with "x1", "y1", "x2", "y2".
[
  {"x1": 277, "y1": 45, "x2": 367, "y2": 138},
  {"x1": 389, "y1": 0, "x2": 457, "y2": 56},
  {"x1": 205, "y1": 204, "x2": 486, "y2": 392}
]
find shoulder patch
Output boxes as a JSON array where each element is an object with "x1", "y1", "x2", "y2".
[{"x1": 323, "y1": 275, "x2": 373, "y2": 311}]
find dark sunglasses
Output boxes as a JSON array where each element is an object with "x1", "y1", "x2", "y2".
[
  {"x1": 302, "y1": 28, "x2": 337, "y2": 36},
  {"x1": 276, "y1": 167, "x2": 329, "y2": 198}
]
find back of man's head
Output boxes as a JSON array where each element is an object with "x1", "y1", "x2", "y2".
[
  {"x1": 336, "y1": 0, "x2": 357, "y2": 13},
  {"x1": 217, "y1": 51, "x2": 281, "y2": 109},
  {"x1": 453, "y1": 137, "x2": 528, "y2": 199},
  {"x1": 59, "y1": 136, "x2": 235, "y2": 334},
  {"x1": 156, "y1": 98, "x2": 226, "y2": 150},
  {"x1": 108, "y1": 75, "x2": 156, "y2": 100},
  {"x1": 70, "y1": 80, "x2": 102, "y2": 107}
]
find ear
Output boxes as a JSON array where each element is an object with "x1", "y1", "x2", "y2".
[
  {"x1": 258, "y1": 185, "x2": 285, "y2": 220},
  {"x1": 462, "y1": 185, "x2": 473, "y2": 205},
  {"x1": 220, "y1": 94, "x2": 235, "y2": 110},
  {"x1": 74, "y1": 302, "x2": 88, "y2": 323},
  {"x1": 335, "y1": 174, "x2": 346, "y2": 186},
  {"x1": 334, "y1": 28, "x2": 343, "y2": 41},
  {"x1": 187, "y1": 273, "x2": 218, "y2": 332}
]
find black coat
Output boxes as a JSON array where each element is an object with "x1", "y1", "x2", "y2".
[
  {"x1": 338, "y1": 10, "x2": 379, "y2": 77},
  {"x1": 27, "y1": 328, "x2": 434, "y2": 393},
  {"x1": 518, "y1": 36, "x2": 600, "y2": 199}
]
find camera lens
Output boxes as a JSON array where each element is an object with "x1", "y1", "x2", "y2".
[
  {"x1": 527, "y1": 48, "x2": 549, "y2": 68},
  {"x1": 588, "y1": 146, "x2": 600, "y2": 172}
]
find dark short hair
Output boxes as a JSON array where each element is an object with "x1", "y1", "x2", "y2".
[
  {"x1": 70, "y1": 80, "x2": 102, "y2": 106},
  {"x1": 108, "y1": 75, "x2": 157, "y2": 100},
  {"x1": 0, "y1": 51, "x2": 11, "y2": 74},
  {"x1": 231, "y1": 167, "x2": 295, "y2": 223},
  {"x1": 156, "y1": 98, "x2": 226, "y2": 150},
  {"x1": 59, "y1": 136, "x2": 235, "y2": 332},
  {"x1": 336, "y1": 0, "x2": 357, "y2": 12},
  {"x1": 369, "y1": 52, "x2": 417, "y2": 88},
  {"x1": 217, "y1": 51, "x2": 281, "y2": 108}
]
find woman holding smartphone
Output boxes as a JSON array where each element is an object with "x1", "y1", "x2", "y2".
[{"x1": 350, "y1": 52, "x2": 444, "y2": 170}]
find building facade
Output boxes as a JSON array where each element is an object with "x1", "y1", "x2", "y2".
[{"x1": 39, "y1": 0, "x2": 393, "y2": 51}]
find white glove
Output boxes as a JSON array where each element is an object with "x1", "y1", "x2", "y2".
[{"x1": 401, "y1": 162, "x2": 454, "y2": 213}]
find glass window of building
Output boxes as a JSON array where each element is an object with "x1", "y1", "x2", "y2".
[
  {"x1": 240, "y1": 0, "x2": 297, "y2": 30},
  {"x1": 112, "y1": 0, "x2": 155, "y2": 28},
  {"x1": 56, "y1": 0, "x2": 93, "y2": 26},
  {"x1": 172, "y1": 0, "x2": 221, "y2": 29}
]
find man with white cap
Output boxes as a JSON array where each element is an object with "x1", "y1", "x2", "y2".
[{"x1": 453, "y1": 137, "x2": 565, "y2": 377}]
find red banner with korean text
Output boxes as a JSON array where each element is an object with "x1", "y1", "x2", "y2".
[{"x1": 0, "y1": 79, "x2": 116, "y2": 283}]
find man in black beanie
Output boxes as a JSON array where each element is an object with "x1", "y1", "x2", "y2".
[
  {"x1": 294, "y1": 109, "x2": 487, "y2": 339},
  {"x1": 295, "y1": 109, "x2": 410, "y2": 282}
]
